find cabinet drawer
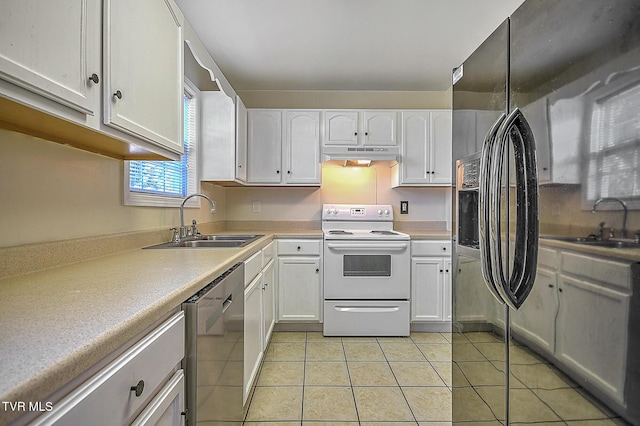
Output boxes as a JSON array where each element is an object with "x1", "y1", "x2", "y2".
[
  {"x1": 34, "y1": 312, "x2": 185, "y2": 426},
  {"x1": 262, "y1": 241, "x2": 275, "y2": 265},
  {"x1": 411, "y1": 240, "x2": 451, "y2": 257},
  {"x1": 538, "y1": 246, "x2": 558, "y2": 270},
  {"x1": 277, "y1": 239, "x2": 321, "y2": 255},
  {"x1": 561, "y1": 252, "x2": 631, "y2": 291},
  {"x1": 244, "y1": 250, "x2": 263, "y2": 286}
]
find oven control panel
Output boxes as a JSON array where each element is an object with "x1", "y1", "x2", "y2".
[{"x1": 322, "y1": 204, "x2": 394, "y2": 220}]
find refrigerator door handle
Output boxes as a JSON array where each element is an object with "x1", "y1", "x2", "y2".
[
  {"x1": 479, "y1": 113, "x2": 507, "y2": 304},
  {"x1": 491, "y1": 108, "x2": 540, "y2": 310}
]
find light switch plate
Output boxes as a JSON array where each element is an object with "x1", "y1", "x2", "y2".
[
  {"x1": 400, "y1": 201, "x2": 409, "y2": 214},
  {"x1": 252, "y1": 201, "x2": 261, "y2": 213}
]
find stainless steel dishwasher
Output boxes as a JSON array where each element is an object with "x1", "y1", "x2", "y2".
[{"x1": 183, "y1": 262, "x2": 244, "y2": 425}]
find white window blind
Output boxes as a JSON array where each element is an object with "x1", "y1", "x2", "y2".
[
  {"x1": 124, "y1": 79, "x2": 199, "y2": 207},
  {"x1": 587, "y1": 82, "x2": 640, "y2": 204}
]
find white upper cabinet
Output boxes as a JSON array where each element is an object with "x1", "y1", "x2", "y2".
[
  {"x1": 324, "y1": 111, "x2": 358, "y2": 145},
  {"x1": 0, "y1": 0, "x2": 100, "y2": 115},
  {"x1": 323, "y1": 110, "x2": 398, "y2": 147},
  {"x1": 246, "y1": 109, "x2": 321, "y2": 186},
  {"x1": 247, "y1": 109, "x2": 283, "y2": 184},
  {"x1": 392, "y1": 110, "x2": 452, "y2": 186},
  {"x1": 104, "y1": 0, "x2": 184, "y2": 154},
  {"x1": 0, "y1": 0, "x2": 184, "y2": 160},
  {"x1": 236, "y1": 95, "x2": 248, "y2": 182},
  {"x1": 363, "y1": 111, "x2": 398, "y2": 146},
  {"x1": 284, "y1": 110, "x2": 321, "y2": 184},
  {"x1": 200, "y1": 90, "x2": 235, "y2": 181}
]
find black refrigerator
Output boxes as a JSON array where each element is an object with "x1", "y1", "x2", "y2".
[{"x1": 451, "y1": 0, "x2": 640, "y2": 424}]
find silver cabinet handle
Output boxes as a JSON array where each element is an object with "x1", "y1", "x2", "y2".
[
  {"x1": 490, "y1": 108, "x2": 539, "y2": 310},
  {"x1": 479, "y1": 113, "x2": 506, "y2": 305}
]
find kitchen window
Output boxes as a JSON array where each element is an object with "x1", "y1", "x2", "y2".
[
  {"x1": 124, "y1": 79, "x2": 199, "y2": 207},
  {"x1": 585, "y1": 79, "x2": 640, "y2": 210}
]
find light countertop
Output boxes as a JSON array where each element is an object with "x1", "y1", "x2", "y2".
[{"x1": 0, "y1": 232, "x2": 317, "y2": 425}]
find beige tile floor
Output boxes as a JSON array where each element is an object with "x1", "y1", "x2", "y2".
[
  {"x1": 243, "y1": 331, "x2": 452, "y2": 425},
  {"x1": 453, "y1": 332, "x2": 630, "y2": 425},
  {"x1": 244, "y1": 331, "x2": 630, "y2": 425}
]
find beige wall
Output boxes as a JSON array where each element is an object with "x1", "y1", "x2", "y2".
[
  {"x1": 0, "y1": 129, "x2": 225, "y2": 248},
  {"x1": 226, "y1": 163, "x2": 451, "y2": 228}
]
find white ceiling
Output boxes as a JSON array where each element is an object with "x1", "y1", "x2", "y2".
[{"x1": 175, "y1": 0, "x2": 525, "y2": 92}]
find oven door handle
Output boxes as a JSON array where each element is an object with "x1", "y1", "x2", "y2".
[
  {"x1": 326, "y1": 242, "x2": 409, "y2": 251},
  {"x1": 334, "y1": 306, "x2": 401, "y2": 313}
]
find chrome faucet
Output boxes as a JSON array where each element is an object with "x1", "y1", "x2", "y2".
[
  {"x1": 179, "y1": 193, "x2": 216, "y2": 239},
  {"x1": 591, "y1": 197, "x2": 628, "y2": 239}
]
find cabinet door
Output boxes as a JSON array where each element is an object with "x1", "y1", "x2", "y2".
[
  {"x1": 430, "y1": 110, "x2": 452, "y2": 184},
  {"x1": 247, "y1": 110, "x2": 282, "y2": 183},
  {"x1": 236, "y1": 95, "x2": 248, "y2": 182},
  {"x1": 363, "y1": 111, "x2": 398, "y2": 146},
  {"x1": 0, "y1": 0, "x2": 100, "y2": 115},
  {"x1": 443, "y1": 259, "x2": 452, "y2": 321},
  {"x1": 200, "y1": 91, "x2": 235, "y2": 181},
  {"x1": 324, "y1": 111, "x2": 358, "y2": 146},
  {"x1": 284, "y1": 110, "x2": 321, "y2": 184},
  {"x1": 130, "y1": 370, "x2": 185, "y2": 426},
  {"x1": 510, "y1": 267, "x2": 557, "y2": 354},
  {"x1": 244, "y1": 274, "x2": 263, "y2": 405},
  {"x1": 278, "y1": 257, "x2": 321, "y2": 322},
  {"x1": 262, "y1": 260, "x2": 275, "y2": 348},
  {"x1": 401, "y1": 111, "x2": 430, "y2": 184},
  {"x1": 104, "y1": 0, "x2": 183, "y2": 153},
  {"x1": 411, "y1": 258, "x2": 444, "y2": 321},
  {"x1": 555, "y1": 274, "x2": 630, "y2": 404}
]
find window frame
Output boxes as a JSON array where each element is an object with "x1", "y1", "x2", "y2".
[
  {"x1": 581, "y1": 75, "x2": 640, "y2": 211},
  {"x1": 123, "y1": 78, "x2": 200, "y2": 208}
]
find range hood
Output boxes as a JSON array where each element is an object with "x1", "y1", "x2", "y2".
[{"x1": 322, "y1": 145, "x2": 400, "y2": 162}]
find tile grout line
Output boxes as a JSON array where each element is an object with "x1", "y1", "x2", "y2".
[{"x1": 339, "y1": 335, "x2": 362, "y2": 425}]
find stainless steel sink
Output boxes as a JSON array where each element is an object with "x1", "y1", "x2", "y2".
[
  {"x1": 542, "y1": 236, "x2": 639, "y2": 249},
  {"x1": 145, "y1": 234, "x2": 263, "y2": 249}
]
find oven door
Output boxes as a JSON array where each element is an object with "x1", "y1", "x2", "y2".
[{"x1": 323, "y1": 241, "x2": 410, "y2": 299}]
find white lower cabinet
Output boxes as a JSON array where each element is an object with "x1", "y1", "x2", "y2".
[
  {"x1": 262, "y1": 259, "x2": 276, "y2": 348},
  {"x1": 277, "y1": 239, "x2": 322, "y2": 322},
  {"x1": 555, "y1": 272, "x2": 630, "y2": 405},
  {"x1": 512, "y1": 246, "x2": 632, "y2": 406},
  {"x1": 33, "y1": 312, "x2": 185, "y2": 426},
  {"x1": 410, "y1": 240, "x2": 451, "y2": 324},
  {"x1": 244, "y1": 272, "x2": 263, "y2": 406},
  {"x1": 511, "y1": 266, "x2": 558, "y2": 354},
  {"x1": 243, "y1": 241, "x2": 276, "y2": 405}
]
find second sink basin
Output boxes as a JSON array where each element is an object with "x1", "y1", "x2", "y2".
[{"x1": 542, "y1": 235, "x2": 639, "y2": 249}]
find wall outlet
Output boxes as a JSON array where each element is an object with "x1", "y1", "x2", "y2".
[
  {"x1": 400, "y1": 201, "x2": 409, "y2": 214},
  {"x1": 252, "y1": 201, "x2": 261, "y2": 213}
]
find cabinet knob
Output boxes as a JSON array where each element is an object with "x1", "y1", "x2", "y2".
[
  {"x1": 316, "y1": 268, "x2": 319, "y2": 273},
  {"x1": 287, "y1": 170, "x2": 291, "y2": 174},
  {"x1": 440, "y1": 269, "x2": 443, "y2": 273},
  {"x1": 113, "y1": 90, "x2": 123, "y2": 100},
  {"x1": 276, "y1": 170, "x2": 280, "y2": 174},
  {"x1": 445, "y1": 269, "x2": 449, "y2": 273},
  {"x1": 297, "y1": 246, "x2": 301, "y2": 250},
  {"x1": 88, "y1": 73, "x2": 99, "y2": 84},
  {"x1": 548, "y1": 284, "x2": 554, "y2": 288},
  {"x1": 442, "y1": 247, "x2": 447, "y2": 251},
  {"x1": 365, "y1": 132, "x2": 369, "y2": 136},
  {"x1": 130, "y1": 380, "x2": 145, "y2": 397},
  {"x1": 354, "y1": 132, "x2": 358, "y2": 136},
  {"x1": 559, "y1": 288, "x2": 563, "y2": 293}
]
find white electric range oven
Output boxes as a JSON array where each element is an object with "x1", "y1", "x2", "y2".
[{"x1": 322, "y1": 204, "x2": 410, "y2": 336}]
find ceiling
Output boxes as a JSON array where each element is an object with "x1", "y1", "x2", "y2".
[{"x1": 175, "y1": 0, "x2": 525, "y2": 92}]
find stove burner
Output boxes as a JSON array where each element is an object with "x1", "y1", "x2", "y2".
[
  {"x1": 370, "y1": 230, "x2": 398, "y2": 235},
  {"x1": 328, "y1": 230, "x2": 353, "y2": 235}
]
